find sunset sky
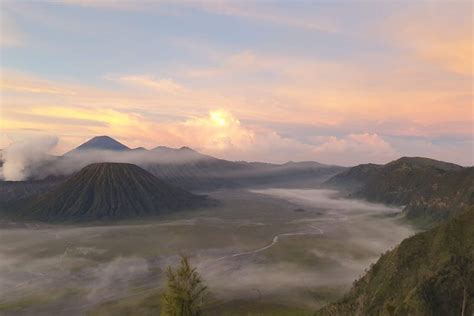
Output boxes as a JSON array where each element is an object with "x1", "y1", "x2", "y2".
[{"x1": 0, "y1": 1, "x2": 472, "y2": 166}]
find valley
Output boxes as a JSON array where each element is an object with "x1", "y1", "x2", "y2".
[
  {"x1": 2, "y1": 2, "x2": 471, "y2": 314},
  {"x1": 0, "y1": 189, "x2": 413, "y2": 315}
]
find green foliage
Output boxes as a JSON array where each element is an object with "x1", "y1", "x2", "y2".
[
  {"x1": 315, "y1": 207, "x2": 474, "y2": 316},
  {"x1": 326, "y1": 157, "x2": 474, "y2": 225},
  {"x1": 161, "y1": 256, "x2": 208, "y2": 316}
]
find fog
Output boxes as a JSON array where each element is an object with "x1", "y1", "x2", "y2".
[
  {"x1": 0, "y1": 189, "x2": 414, "y2": 314},
  {"x1": 1, "y1": 136, "x2": 58, "y2": 181},
  {"x1": 0, "y1": 138, "x2": 341, "y2": 189},
  {"x1": 195, "y1": 189, "x2": 412, "y2": 306},
  {"x1": 0, "y1": 135, "x2": 216, "y2": 181},
  {"x1": 252, "y1": 188, "x2": 402, "y2": 212},
  {"x1": 8, "y1": 148, "x2": 209, "y2": 181}
]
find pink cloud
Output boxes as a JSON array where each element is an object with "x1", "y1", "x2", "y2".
[{"x1": 311, "y1": 133, "x2": 398, "y2": 165}]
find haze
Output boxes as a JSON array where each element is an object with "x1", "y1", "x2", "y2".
[{"x1": 0, "y1": 189, "x2": 414, "y2": 314}]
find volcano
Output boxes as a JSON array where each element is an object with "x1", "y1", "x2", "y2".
[
  {"x1": 18, "y1": 163, "x2": 209, "y2": 221},
  {"x1": 64, "y1": 136, "x2": 130, "y2": 155}
]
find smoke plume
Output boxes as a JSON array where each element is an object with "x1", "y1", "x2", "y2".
[{"x1": 1, "y1": 135, "x2": 58, "y2": 181}]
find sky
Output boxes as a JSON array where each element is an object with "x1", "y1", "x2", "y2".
[{"x1": 0, "y1": 0, "x2": 472, "y2": 166}]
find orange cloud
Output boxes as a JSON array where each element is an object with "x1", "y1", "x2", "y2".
[
  {"x1": 176, "y1": 109, "x2": 255, "y2": 151},
  {"x1": 388, "y1": 4, "x2": 473, "y2": 76},
  {"x1": 418, "y1": 38, "x2": 472, "y2": 76},
  {"x1": 313, "y1": 133, "x2": 396, "y2": 161},
  {"x1": 0, "y1": 71, "x2": 76, "y2": 95},
  {"x1": 147, "y1": 111, "x2": 398, "y2": 164},
  {"x1": 1, "y1": 39, "x2": 471, "y2": 162}
]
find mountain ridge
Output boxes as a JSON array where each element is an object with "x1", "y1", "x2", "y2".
[
  {"x1": 1, "y1": 135, "x2": 345, "y2": 194},
  {"x1": 315, "y1": 207, "x2": 474, "y2": 316},
  {"x1": 324, "y1": 156, "x2": 473, "y2": 225}
]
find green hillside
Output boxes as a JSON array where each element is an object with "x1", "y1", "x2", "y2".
[
  {"x1": 324, "y1": 157, "x2": 473, "y2": 225},
  {"x1": 315, "y1": 207, "x2": 474, "y2": 316}
]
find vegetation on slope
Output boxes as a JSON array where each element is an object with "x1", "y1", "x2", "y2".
[
  {"x1": 315, "y1": 207, "x2": 474, "y2": 316},
  {"x1": 324, "y1": 157, "x2": 473, "y2": 225},
  {"x1": 161, "y1": 256, "x2": 208, "y2": 316}
]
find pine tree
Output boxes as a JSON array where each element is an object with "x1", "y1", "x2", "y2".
[{"x1": 161, "y1": 255, "x2": 208, "y2": 316}]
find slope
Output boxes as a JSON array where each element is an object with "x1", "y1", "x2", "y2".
[
  {"x1": 324, "y1": 157, "x2": 473, "y2": 224},
  {"x1": 14, "y1": 163, "x2": 208, "y2": 222},
  {"x1": 64, "y1": 136, "x2": 130, "y2": 155},
  {"x1": 316, "y1": 207, "x2": 474, "y2": 316}
]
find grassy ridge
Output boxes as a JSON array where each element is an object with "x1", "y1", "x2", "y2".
[
  {"x1": 316, "y1": 207, "x2": 474, "y2": 316},
  {"x1": 325, "y1": 157, "x2": 473, "y2": 226}
]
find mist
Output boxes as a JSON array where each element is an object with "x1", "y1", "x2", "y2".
[
  {"x1": 1, "y1": 143, "x2": 209, "y2": 181},
  {"x1": 1, "y1": 138, "x2": 341, "y2": 191},
  {"x1": 1, "y1": 136, "x2": 58, "y2": 181},
  {"x1": 31, "y1": 148, "x2": 208, "y2": 179},
  {"x1": 0, "y1": 189, "x2": 414, "y2": 314},
  {"x1": 251, "y1": 188, "x2": 402, "y2": 212}
]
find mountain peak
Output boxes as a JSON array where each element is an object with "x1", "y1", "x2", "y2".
[
  {"x1": 388, "y1": 156, "x2": 462, "y2": 171},
  {"x1": 65, "y1": 136, "x2": 130, "y2": 155},
  {"x1": 152, "y1": 145, "x2": 202, "y2": 157},
  {"x1": 18, "y1": 162, "x2": 208, "y2": 221},
  {"x1": 131, "y1": 146, "x2": 147, "y2": 151},
  {"x1": 179, "y1": 146, "x2": 197, "y2": 152}
]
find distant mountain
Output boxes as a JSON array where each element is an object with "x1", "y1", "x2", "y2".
[
  {"x1": 151, "y1": 145, "x2": 210, "y2": 161},
  {"x1": 153, "y1": 145, "x2": 197, "y2": 153},
  {"x1": 64, "y1": 136, "x2": 130, "y2": 155},
  {"x1": 131, "y1": 147, "x2": 147, "y2": 151},
  {"x1": 324, "y1": 157, "x2": 473, "y2": 225},
  {"x1": 10, "y1": 163, "x2": 208, "y2": 222},
  {"x1": 144, "y1": 157, "x2": 344, "y2": 190},
  {"x1": 315, "y1": 207, "x2": 474, "y2": 316},
  {"x1": 0, "y1": 136, "x2": 346, "y2": 201},
  {"x1": 324, "y1": 163, "x2": 383, "y2": 192}
]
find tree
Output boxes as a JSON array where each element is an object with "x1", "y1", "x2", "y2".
[
  {"x1": 161, "y1": 255, "x2": 208, "y2": 316},
  {"x1": 451, "y1": 250, "x2": 473, "y2": 316}
]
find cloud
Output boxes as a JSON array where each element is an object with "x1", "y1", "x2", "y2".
[
  {"x1": 1, "y1": 135, "x2": 58, "y2": 180},
  {"x1": 0, "y1": 133, "x2": 13, "y2": 149},
  {"x1": 198, "y1": 2, "x2": 337, "y2": 33},
  {"x1": 387, "y1": 3, "x2": 473, "y2": 77},
  {"x1": 3, "y1": 102, "x2": 470, "y2": 167},
  {"x1": 146, "y1": 109, "x2": 313, "y2": 163},
  {"x1": 311, "y1": 133, "x2": 398, "y2": 165},
  {"x1": 175, "y1": 47, "x2": 471, "y2": 132},
  {"x1": 0, "y1": 15, "x2": 471, "y2": 167},
  {"x1": 54, "y1": 1, "x2": 337, "y2": 33},
  {"x1": 54, "y1": 0, "x2": 145, "y2": 11},
  {"x1": 87, "y1": 256, "x2": 149, "y2": 303},
  {"x1": 118, "y1": 75, "x2": 186, "y2": 94},
  {"x1": 0, "y1": 70, "x2": 76, "y2": 95},
  {"x1": 146, "y1": 110, "x2": 400, "y2": 165},
  {"x1": 415, "y1": 38, "x2": 472, "y2": 76},
  {"x1": 172, "y1": 109, "x2": 255, "y2": 151}
]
